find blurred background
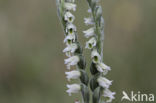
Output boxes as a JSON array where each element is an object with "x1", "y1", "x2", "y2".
[{"x1": 0, "y1": 0, "x2": 156, "y2": 103}]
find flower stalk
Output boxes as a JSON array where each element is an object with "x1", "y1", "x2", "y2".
[
  {"x1": 56, "y1": 0, "x2": 90, "y2": 103},
  {"x1": 84, "y1": 0, "x2": 115, "y2": 103}
]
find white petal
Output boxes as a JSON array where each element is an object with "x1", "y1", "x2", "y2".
[
  {"x1": 66, "y1": 84, "x2": 81, "y2": 96},
  {"x1": 87, "y1": 8, "x2": 92, "y2": 13},
  {"x1": 97, "y1": 77, "x2": 112, "y2": 88},
  {"x1": 96, "y1": 62, "x2": 111, "y2": 75},
  {"x1": 64, "y1": 56, "x2": 79, "y2": 69},
  {"x1": 103, "y1": 88, "x2": 116, "y2": 102},
  {"x1": 65, "y1": 70, "x2": 81, "y2": 81},
  {"x1": 83, "y1": 27, "x2": 95, "y2": 38},
  {"x1": 63, "y1": 43, "x2": 77, "y2": 53},
  {"x1": 64, "y1": 3, "x2": 77, "y2": 11},
  {"x1": 84, "y1": 17, "x2": 94, "y2": 25}
]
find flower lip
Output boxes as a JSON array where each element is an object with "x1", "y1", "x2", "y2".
[
  {"x1": 64, "y1": 11, "x2": 75, "y2": 23},
  {"x1": 91, "y1": 49, "x2": 101, "y2": 63},
  {"x1": 86, "y1": 37, "x2": 97, "y2": 49},
  {"x1": 66, "y1": 24, "x2": 76, "y2": 35},
  {"x1": 64, "y1": 34, "x2": 75, "y2": 44}
]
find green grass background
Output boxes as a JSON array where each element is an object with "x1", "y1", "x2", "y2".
[{"x1": 0, "y1": 0, "x2": 156, "y2": 103}]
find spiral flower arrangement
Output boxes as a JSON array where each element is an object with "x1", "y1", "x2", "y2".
[
  {"x1": 84, "y1": 0, "x2": 115, "y2": 103},
  {"x1": 56, "y1": 0, "x2": 90, "y2": 103},
  {"x1": 56, "y1": 0, "x2": 115, "y2": 103}
]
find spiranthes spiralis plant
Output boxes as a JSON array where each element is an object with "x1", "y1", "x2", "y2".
[
  {"x1": 84, "y1": 0, "x2": 115, "y2": 103},
  {"x1": 56, "y1": 0, "x2": 115, "y2": 103},
  {"x1": 56, "y1": 0, "x2": 90, "y2": 103}
]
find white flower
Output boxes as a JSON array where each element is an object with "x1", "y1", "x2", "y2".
[
  {"x1": 75, "y1": 100, "x2": 80, "y2": 103},
  {"x1": 87, "y1": 8, "x2": 92, "y2": 13},
  {"x1": 64, "y1": 12, "x2": 75, "y2": 23},
  {"x1": 84, "y1": 17, "x2": 94, "y2": 25},
  {"x1": 66, "y1": 23, "x2": 76, "y2": 35},
  {"x1": 102, "y1": 88, "x2": 116, "y2": 102},
  {"x1": 66, "y1": 84, "x2": 81, "y2": 96},
  {"x1": 64, "y1": 34, "x2": 75, "y2": 44},
  {"x1": 85, "y1": 37, "x2": 97, "y2": 49},
  {"x1": 96, "y1": 62, "x2": 111, "y2": 75},
  {"x1": 97, "y1": 77, "x2": 112, "y2": 89},
  {"x1": 91, "y1": 49, "x2": 101, "y2": 63},
  {"x1": 83, "y1": 27, "x2": 95, "y2": 38},
  {"x1": 63, "y1": 43, "x2": 78, "y2": 53},
  {"x1": 64, "y1": 56, "x2": 79, "y2": 69},
  {"x1": 64, "y1": 2, "x2": 77, "y2": 11},
  {"x1": 65, "y1": 70, "x2": 81, "y2": 81}
]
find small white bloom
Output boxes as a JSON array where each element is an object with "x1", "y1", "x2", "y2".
[
  {"x1": 66, "y1": 23, "x2": 76, "y2": 35},
  {"x1": 102, "y1": 88, "x2": 116, "y2": 102},
  {"x1": 83, "y1": 27, "x2": 95, "y2": 38},
  {"x1": 64, "y1": 12, "x2": 75, "y2": 23},
  {"x1": 96, "y1": 62, "x2": 111, "y2": 75},
  {"x1": 87, "y1": 8, "x2": 92, "y2": 13},
  {"x1": 91, "y1": 49, "x2": 101, "y2": 63},
  {"x1": 64, "y1": 2, "x2": 77, "y2": 11},
  {"x1": 97, "y1": 77, "x2": 112, "y2": 89},
  {"x1": 84, "y1": 17, "x2": 94, "y2": 25},
  {"x1": 65, "y1": 70, "x2": 81, "y2": 81},
  {"x1": 64, "y1": 34, "x2": 75, "y2": 44},
  {"x1": 85, "y1": 37, "x2": 97, "y2": 49},
  {"x1": 66, "y1": 84, "x2": 81, "y2": 96},
  {"x1": 75, "y1": 100, "x2": 80, "y2": 103},
  {"x1": 63, "y1": 43, "x2": 78, "y2": 53},
  {"x1": 64, "y1": 56, "x2": 79, "y2": 69}
]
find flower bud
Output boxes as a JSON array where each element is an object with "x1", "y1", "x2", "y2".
[
  {"x1": 90, "y1": 0, "x2": 97, "y2": 11},
  {"x1": 95, "y1": 6, "x2": 102, "y2": 21}
]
